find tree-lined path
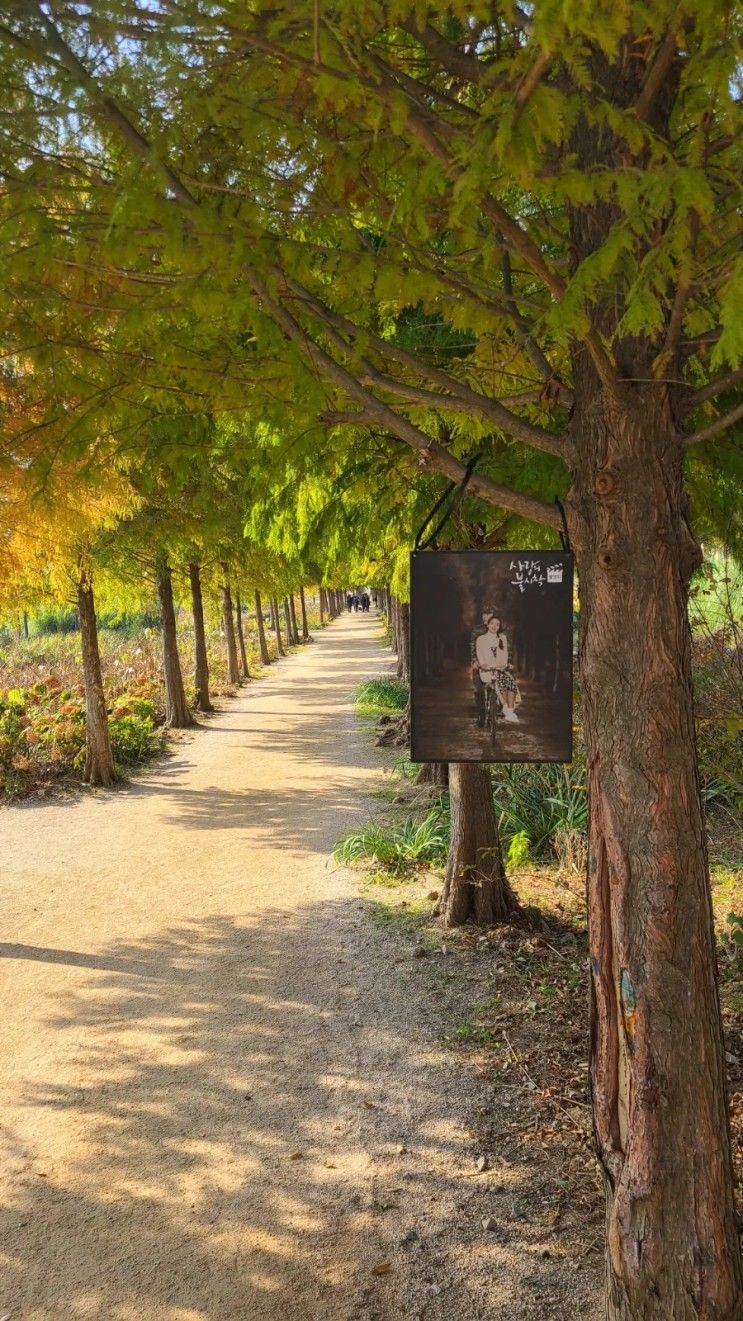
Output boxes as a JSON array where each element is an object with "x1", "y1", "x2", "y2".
[{"x1": 0, "y1": 615, "x2": 597, "y2": 1321}]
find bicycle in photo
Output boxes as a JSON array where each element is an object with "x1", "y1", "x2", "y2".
[{"x1": 480, "y1": 670, "x2": 503, "y2": 752}]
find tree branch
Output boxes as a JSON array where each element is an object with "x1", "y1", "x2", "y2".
[
  {"x1": 500, "y1": 253, "x2": 573, "y2": 403},
  {"x1": 283, "y1": 278, "x2": 571, "y2": 459},
  {"x1": 514, "y1": 49, "x2": 553, "y2": 113},
  {"x1": 634, "y1": 28, "x2": 682, "y2": 122},
  {"x1": 403, "y1": 21, "x2": 484, "y2": 85},
  {"x1": 248, "y1": 275, "x2": 561, "y2": 528},
  {"x1": 684, "y1": 366, "x2": 743, "y2": 410},
  {"x1": 18, "y1": 8, "x2": 563, "y2": 528},
  {"x1": 682, "y1": 400, "x2": 743, "y2": 447}
]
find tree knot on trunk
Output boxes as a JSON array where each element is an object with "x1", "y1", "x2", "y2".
[{"x1": 594, "y1": 469, "x2": 616, "y2": 497}]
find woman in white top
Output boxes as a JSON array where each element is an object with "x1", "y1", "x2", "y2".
[{"x1": 475, "y1": 615, "x2": 520, "y2": 722}]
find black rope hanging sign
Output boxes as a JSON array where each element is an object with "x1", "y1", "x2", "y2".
[{"x1": 413, "y1": 454, "x2": 481, "y2": 551}]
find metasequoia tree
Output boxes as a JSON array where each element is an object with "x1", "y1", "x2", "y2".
[
  {"x1": 3, "y1": 4, "x2": 743, "y2": 1312},
  {"x1": 155, "y1": 551, "x2": 194, "y2": 728},
  {"x1": 0, "y1": 397, "x2": 132, "y2": 786},
  {"x1": 188, "y1": 561, "x2": 213, "y2": 713},
  {"x1": 220, "y1": 561, "x2": 241, "y2": 685}
]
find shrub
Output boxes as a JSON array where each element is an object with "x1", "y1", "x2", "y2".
[
  {"x1": 109, "y1": 712, "x2": 160, "y2": 766},
  {"x1": 335, "y1": 803, "x2": 449, "y2": 872},
  {"x1": 493, "y1": 762, "x2": 588, "y2": 860},
  {"x1": 353, "y1": 677, "x2": 409, "y2": 715}
]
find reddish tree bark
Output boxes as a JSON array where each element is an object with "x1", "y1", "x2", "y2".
[
  {"x1": 397, "y1": 600, "x2": 410, "y2": 682},
  {"x1": 235, "y1": 587, "x2": 250, "y2": 679},
  {"x1": 220, "y1": 563, "x2": 240, "y2": 685},
  {"x1": 414, "y1": 761, "x2": 449, "y2": 789},
  {"x1": 77, "y1": 574, "x2": 116, "y2": 786},
  {"x1": 568, "y1": 392, "x2": 742, "y2": 1317},
  {"x1": 156, "y1": 555, "x2": 193, "y2": 729},
  {"x1": 188, "y1": 562, "x2": 213, "y2": 713},
  {"x1": 271, "y1": 596, "x2": 285, "y2": 656},
  {"x1": 283, "y1": 597, "x2": 293, "y2": 646},
  {"x1": 437, "y1": 764, "x2": 516, "y2": 926},
  {"x1": 254, "y1": 590, "x2": 271, "y2": 665}
]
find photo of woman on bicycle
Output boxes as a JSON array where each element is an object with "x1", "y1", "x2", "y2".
[{"x1": 475, "y1": 615, "x2": 521, "y2": 723}]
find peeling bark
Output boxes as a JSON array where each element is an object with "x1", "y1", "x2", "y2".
[{"x1": 568, "y1": 389, "x2": 742, "y2": 1318}]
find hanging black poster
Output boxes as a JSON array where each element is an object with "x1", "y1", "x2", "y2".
[{"x1": 410, "y1": 551, "x2": 574, "y2": 764}]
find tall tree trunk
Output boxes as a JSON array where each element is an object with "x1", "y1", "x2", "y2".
[
  {"x1": 319, "y1": 588, "x2": 325, "y2": 625},
  {"x1": 271, "y1": 596, "x2": 285, "y2": 656},
  {"x1": 156, "y1": 555, "x2": 193, "y2": 729},
  {"x1": 415, "y1": 762, "x2": 449, "y2": 789},
  {"x1": 390, "y1": 595, "x2": 399, "y2": 655},
  {"x1": 567, "y1": 390, "x2": 742, "y2": 1316},
  {"x1": 288, "y1": 592, "x2": 300, "y2": 645},
  {"x1": 283, "y1": 597, "x2": 293, "y2": 646},
  {"x1": 254, "y1": 590, "x2": 271, "y2": 665},
  {"x1": 437, "y1": 764, "x2": 516, "y2": 926},
  {"x1": 220, "y1": 563, "x2": 240, "y2": 685},
  {"x1": 398, "y1": 600, "x2": 410, "y2": 683},
  {"x1": 22, "y1": 610, "x2": 29, "y2": 639},
  {"x1": 235, "y1": 588, "x2": 250, "y2": 678},
  {"x1": 299, "y1": 585, "x2": 310, "y2": 641},
  {"x1": 77, "y1": 575, "x2": 116, "y2": 787},
  {"x1": 188, "y1": 562, "x2": 213, "y2": 713}
]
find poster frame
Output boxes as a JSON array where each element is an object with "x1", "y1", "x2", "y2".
[{"x1": 409, "y1": 549, "x2": 575, "y2": 766}]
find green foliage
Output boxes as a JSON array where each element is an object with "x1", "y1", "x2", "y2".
[
  {"x1": 494, "y1": 763, "x2": 589, "y2": 858},
  {"x1": 506, "y1": 830, "x2": 532, "y2": 873},
  {"x1": 30, "y1": 609, "x2": 79, "y2": 636},
  {"x1": 353, "y1": 677, "x2": 409, "y2": 715},
  {"x1": 109, "y1": 712, "x2": 160, "y2": 767},
  {"x1": 335, "y1": 804, "x2": 449, "y2": 872}
]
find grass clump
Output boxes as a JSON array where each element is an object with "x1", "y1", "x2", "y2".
[
  {"x1": 493, "y1": 762, "x2": 588, "y2": 865},
  {"x1": 335, "y1": 802, "x2": 449, "y2": 873},
  {"x1": 353, "y1": 676, "x2": 409, "y2": 717}
]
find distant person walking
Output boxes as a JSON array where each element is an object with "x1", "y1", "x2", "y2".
[
  {"x1": 346, "y1": 593, "x2": 353, "y2": 612},
  {"x1": 361, "y1": 592, "x2": 370, "y2": 612}
]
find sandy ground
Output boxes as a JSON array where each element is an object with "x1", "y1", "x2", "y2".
[{"x1": 0, "y1": 612, "x2": 600, "y2": 1320}]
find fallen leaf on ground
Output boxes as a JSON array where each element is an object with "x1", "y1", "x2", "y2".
[{"x1": 372, "y1": 1262, "x2": 392, "y2": 1276}]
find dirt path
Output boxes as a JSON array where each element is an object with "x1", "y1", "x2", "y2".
[{"x1": 0, "y1": 614, "x2": 599, "y2": 1321}]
